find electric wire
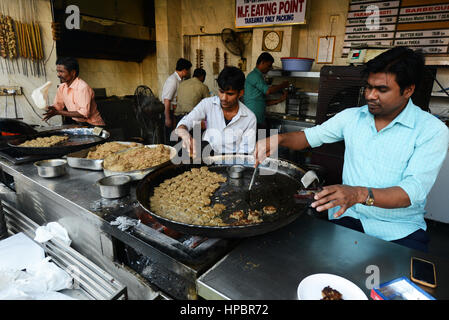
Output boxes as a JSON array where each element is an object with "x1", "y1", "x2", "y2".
[{"x1": 21, "y1": 91, "x2": 43, "y2": 120}]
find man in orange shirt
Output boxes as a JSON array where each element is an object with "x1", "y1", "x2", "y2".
[{"x1": 43, "y1": 57, "x2": 105, "y2": 127}]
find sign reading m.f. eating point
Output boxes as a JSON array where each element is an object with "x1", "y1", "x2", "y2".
[{"x1": 235, "y1": 0, "x2": 307, "y2": 28}]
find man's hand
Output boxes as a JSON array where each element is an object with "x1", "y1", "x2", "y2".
[
  {"x1": 183, "y1": 136, "x2": 197, "y2": 158},
  {"x1": 42, "y1": 106, "x2": 59, "y2": 122},
  {"x1": 253, "y1": 135, "x2": 279, "y2": 167},
  {"x1": 175, "y1": 126, "x2": 196, "y2": 158},
  {"x1": 311, "y1": 185, "x2": 367, "y2": 218}
]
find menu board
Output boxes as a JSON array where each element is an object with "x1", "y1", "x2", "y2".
[{"x1": 343, "y1": 0, "x2": 449, "y2": 57}]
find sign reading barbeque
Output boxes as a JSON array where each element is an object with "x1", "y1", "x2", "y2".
[
  {"x1": 343, "y1": 0, "x2": 449, "y2": 56},
  {"x1": 235, "y1": 0, "x2": 307, "y2": 28}
]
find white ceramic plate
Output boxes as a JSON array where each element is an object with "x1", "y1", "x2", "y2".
[{"x1": 297, "y1": 273, "x2": 368, "y2": 300}]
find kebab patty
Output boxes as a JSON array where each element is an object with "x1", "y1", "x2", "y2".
[{"x1": 321, "y1": 286, "x2": 343, "y2": 300}]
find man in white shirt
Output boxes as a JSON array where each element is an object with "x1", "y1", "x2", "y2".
[
  {"x1": 161, "y1": 58, "x2": 192, "y2": 144},
  {"x1": 175, "y1": 66, "x2": 257, "y2": 156}
]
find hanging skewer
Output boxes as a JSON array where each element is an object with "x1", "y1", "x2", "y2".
[{"x1": 0, "y1": 0, "x2": 45, "y2": 77}]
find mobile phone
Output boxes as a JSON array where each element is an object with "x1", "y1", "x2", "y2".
[{"x1": 410, "y1": 257, "x2": 437, "y2": 288}]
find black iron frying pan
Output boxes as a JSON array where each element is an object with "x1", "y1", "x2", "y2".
[{"x1": 136, "y1": 156, "x2": 309, "y2": 238}]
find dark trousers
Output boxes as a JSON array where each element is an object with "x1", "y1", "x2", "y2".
[
  {"x1": 332, "y1": 216, "x2": 429, "y2": 252},
  {"x1": 163, "y1": 111, "x2": 177, "y2": 146}
]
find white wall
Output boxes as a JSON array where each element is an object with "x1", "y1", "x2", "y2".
[
  {"x1": 0, "y1": 0, "x2": 60, "y2": 126},
  {"x1": 0, "y1": 0, "x2": 159, "y2": 127}
]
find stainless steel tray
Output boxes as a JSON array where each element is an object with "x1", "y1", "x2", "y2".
[
  {"x1": 103, "y1": 144, "x2": 177, "y2": 181},
  {"x1": 65, "y1": 142, "x2": 143, "y2": 171}
]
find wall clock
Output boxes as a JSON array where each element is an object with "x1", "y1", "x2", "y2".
[{"x1": 262, "y1": 30, "x2": 283, "y2": 52}]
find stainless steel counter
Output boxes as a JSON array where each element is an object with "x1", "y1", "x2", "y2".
[
  {"x1": 2, "y1": 158, "x2": 449, "y2": 300},
  {"x1": 197, "y1": 214, "x2": 449, "y2": 300},
  {"x1": 0, "y1": 159, "x2": 162, "y2": 300},
  {"x1": 0, "y1": 158, "x2": 234, "y2": 300}
]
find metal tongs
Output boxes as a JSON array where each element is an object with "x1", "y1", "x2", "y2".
[{"x1": 245, "y1": 165, "x2": 259, "y2": 203}]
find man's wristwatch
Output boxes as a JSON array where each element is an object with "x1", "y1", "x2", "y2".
[{"x1": 364, "y1": 187, "x2": 375, "y2": 206}]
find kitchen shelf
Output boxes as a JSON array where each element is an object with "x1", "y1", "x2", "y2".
[{"x1": 267, "y1": 70, "x2": 320, "y2": 78}]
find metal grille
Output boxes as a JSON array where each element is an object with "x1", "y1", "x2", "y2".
[{"x1": 1, "y1": 200, "x2": 127, "y2": 300}]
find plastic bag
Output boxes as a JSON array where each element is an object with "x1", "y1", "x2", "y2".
[
  {"x1": 25, "y1": 257, "x2": 74, "y2": 292},
  {"x1": 0, "y1": 257, "x2": 74, "y2": 300},
  {"x1": 34, "y1": 222, "x2": 72, "y2": 246},
  {"x1": 31, "y1": 81, "x2": 52, "y2": 110}
]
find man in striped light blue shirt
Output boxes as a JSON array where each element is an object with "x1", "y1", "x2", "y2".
[{"x1": 254, "y1": 47, "x2": 449, "y2": 252}]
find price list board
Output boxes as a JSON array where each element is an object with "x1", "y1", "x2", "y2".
[{"x1": 343, "y1": 0, "x2": 449, "y2": 57}]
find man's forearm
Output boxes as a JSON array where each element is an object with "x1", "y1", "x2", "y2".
[
  {"x1": 363, "y1": 186, "x2": 411, "y2": 209},
  {"x1": 58, "y1": 110, "x2": 86, "y2": 119},
  {"x1": 266, "y1": 98, "x2": 283, "y2": 106},
  {"x1": 164, "y1": 99, "x2": 171, "y2": 116},
  {"x1": 312, "y1": 185, "x2": 412, "y2": 217},
  {"x1": 266, "y1": 84, "x2": 286, "y2": 95},
  {"x1": 278, "y1": 131, "x2": 311, "y2": 150}
]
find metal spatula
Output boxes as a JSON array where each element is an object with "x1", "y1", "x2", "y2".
[
  {"x1": 92, "y1": 126, "x2": 103, "y2": 136},
  {"x1": 301, "y1": 170, "x2": 320, "y2": 189},
  {"x1": 294, "y1": 170, "x2": 322, "y2": 205},
  {"x1": 245, "y1": 166, "x2": 259, "y2": 203}
]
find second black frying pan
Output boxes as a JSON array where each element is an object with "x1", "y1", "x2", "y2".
[
  {"x1": 0, "y1": 118, "x2": 37, "y2": 135},
  {"x1": 7, "y1": 127, "x2": 110, "y2": 155},
  {"x1": 137, "y1": 154, "x2": 309, "y2": 238}
]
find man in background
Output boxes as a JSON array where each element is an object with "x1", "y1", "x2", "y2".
[
  {"x1": 161, "y1": 58, "x2": 192, "y2": 144},
  {"x1": 244, "y1": 52, "x2": 289, "y2": 131},
  {"x1": 43, "y1": 57, "x2": 105, "y2": 127},
  {"x1": 175, "y1": 68, "x2": 210, "y2": 125}
]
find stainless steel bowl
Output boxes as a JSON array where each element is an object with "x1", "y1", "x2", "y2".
[
  {"x1": 227, "y1": 165, "x2": 245, "y2": 179},
  {"x1": 97, "y1": 175, "x2": 131, "y2": 199},
  {"x1": 34, "y1": 159, "x2": 67, "y2": 178}
]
